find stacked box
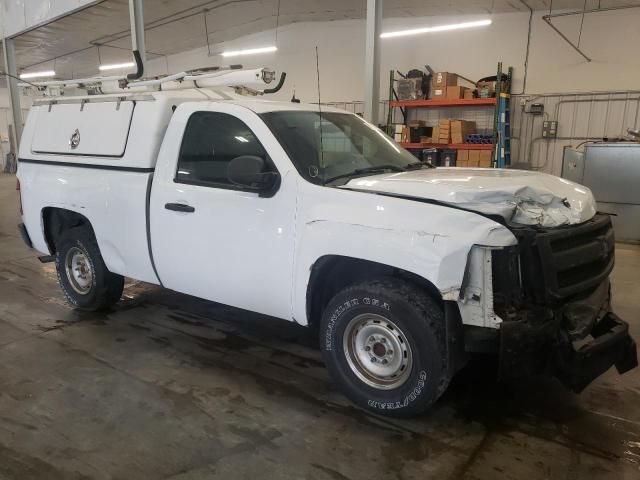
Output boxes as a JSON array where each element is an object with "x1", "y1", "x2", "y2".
[
  {"x1": 468, "y1": 150, "x2": 480, "y2": 167},
  {"x1": 431, "y1": 87, "x2": 447, "y2": 99},
  {"x1": 433, "y1": 72, "x2": 458, "y2": 88},
  {"x1": 463, "y1": 89, "x2": 474, "y2": 99},
  {"x1": 457, "y1": 149, "x2": 469, "y2": 167},
  {"x1": 479, "y1": 150, "x2": 493, "y2": 167},
  {"x1": 445, "y1": 86, "x2": 471, "y2": 100},
  {"x1": 431, "y1": 72, "x2": 458, "y2": 99},
  {"x1": 436, "y1": 119, "x2": 451, "y2": 144},
  {"x1": 392, "y1": 124, "x2": 404, "y2": 143},
  {"x1": 450, "y1": 120, "x2": 476, "y2": 144},
  {"x1": 400, "y1": 126, "x2": 410, "y2": 143}
]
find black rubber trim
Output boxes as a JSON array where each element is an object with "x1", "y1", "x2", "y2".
[
  {"x1": 264, "y1": 72, "x2": 286, "y2": 94},
  {"x1": 18, "y1": 223, "x2": 32, "y2": 248},
  {"x1": 19, "y1": 158, "x2": 155, "y2": 173},
  {"x1": 127, "y1": 49, "x2": 144, "y2": 81},
  {"x1": 145, "y1": 173, "x2": 163, "y2": 287}
]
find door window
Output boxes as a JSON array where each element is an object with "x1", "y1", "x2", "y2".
[{"x1": 176, "y1": 111, "x2": 271, "y2": 188}]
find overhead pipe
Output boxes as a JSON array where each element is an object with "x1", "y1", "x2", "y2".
[
  {"x1": 542, "y1": 15, "x2": 591, "y2": 62},
  {"x1": 127, "y1": 0, "x2": 145, "y2": 80},
  {"x1": 545, "y1": 4, "x2": 640, "y2": 19},
  {"x1": 515, "y1": 0, "x2": 533, "y2": 95},
  {"x1": 542, "y1": 3, "x2": 640, "y2": 63}
]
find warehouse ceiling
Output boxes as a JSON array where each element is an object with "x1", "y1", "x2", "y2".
[{"x1": 4, "y1": 0, "x2": 639, "y2": 80}]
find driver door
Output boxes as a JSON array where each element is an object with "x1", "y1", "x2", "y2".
[{"x1": 150, "y1": 103, "x2": 297, "y2": 321}]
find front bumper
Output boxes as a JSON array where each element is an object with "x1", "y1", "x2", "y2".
[{"x1": 498, "y1": 281, "x2": 637, "y2": 392}]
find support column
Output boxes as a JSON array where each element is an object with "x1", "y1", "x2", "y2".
[
  {"x1": 129, "y1": 0, "x2": 146, "y2": 69},
  {"x1": 364, "y1": 0, "x2": 382, "y2": 124},
  {"x1": 2, "y1": 38, "x2": 23, "y2": 150}
]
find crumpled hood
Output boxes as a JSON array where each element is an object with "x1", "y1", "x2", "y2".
[{"x1": 343, "y1": 167, "x2": 596, "y2": 227}]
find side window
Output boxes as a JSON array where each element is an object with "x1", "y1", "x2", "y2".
[{"x1": 176, "y1": 111, "x2": 270, "y2": 188}]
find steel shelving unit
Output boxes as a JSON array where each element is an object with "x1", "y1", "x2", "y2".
[{"x1": 388, "y1": 63, "x2": 513, "y2": 167}]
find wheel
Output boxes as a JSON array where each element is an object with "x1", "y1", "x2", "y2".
[
  {"x1": 55, "y1": 226, "x2": 124, "y2": 311},
  {"x1": 320, "y1": 277, "x2": 449, "y2": 417}
]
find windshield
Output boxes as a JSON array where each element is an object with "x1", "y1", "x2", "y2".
[{"x1": 260, "y1": 111, "x2": 425, "y2": 185}]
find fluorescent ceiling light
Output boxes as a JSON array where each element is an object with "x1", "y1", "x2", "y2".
[
  {"x1": 221, "y1": 46, "x2": 277, "y2": 57},
  {"x1": 20, "y1": 70, "x2": 56, "y2": 79},
  {"x1": 381, "y1": 19, "x2": 492, "y2": 38},
  {"x1": 99, "y1": 62, "x2": 136, "y2": 71}
]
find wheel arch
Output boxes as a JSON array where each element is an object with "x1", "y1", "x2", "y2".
[
  {"x1": 41, "y1": 207, "x2": 95, "y2": 254},
  {"x1": 305, "y1": 255, "x2": 443, "y2": 332}
]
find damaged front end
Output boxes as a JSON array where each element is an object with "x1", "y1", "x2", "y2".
[{"x1": 491, "y1": 213, "x2": 637, "y2": 391}]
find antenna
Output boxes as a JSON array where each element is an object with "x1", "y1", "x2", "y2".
[{"x1": 315, "y1": 46, "x2": 325, "y2": 180}]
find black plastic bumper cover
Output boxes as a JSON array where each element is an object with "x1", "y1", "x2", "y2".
[
  {"x1": 555, "y1": 312, "x2": 637, "y2": 392},
  {"x1": 500, "y1": 311, "x2": 638, "y2": 392},
  {"x1": 18, "y1": 223, "x2": 32, "y2": 248}
]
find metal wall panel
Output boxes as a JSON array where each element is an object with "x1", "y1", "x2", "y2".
[
  {"x1": 512, "y1": 91, "x2": 640, "y2": 175},
  {"x1": 582, "y1": 144, "x2": 640, "y2": 204}
]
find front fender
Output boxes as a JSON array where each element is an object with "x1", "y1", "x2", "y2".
[{"x1": 292, "y1": 195, "x2": 517, "y2": 325}]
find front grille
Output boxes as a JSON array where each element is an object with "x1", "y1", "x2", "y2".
[{"x1": 535, "y1": 214, "x2": 614, "y2": 300}]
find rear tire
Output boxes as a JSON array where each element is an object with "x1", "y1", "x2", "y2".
[
  {"x1": 320, "y1": 277, "x2": 449, "y2": 417},
  {"x1": 55, "y1": 226, "x2": 124, "y2": 311}
]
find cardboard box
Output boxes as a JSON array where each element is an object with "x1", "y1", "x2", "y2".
[
  {"x1": 400, "y1": 126, "x2": 410, "y2": 143},
  {"x1": 479, "y1": 150, "x2": 493, "y2": 167},
  {"x1": 433, "y1": 72, "x2": 458, "y2": 87},
  {"x1": 463, "y1": 89, "x2": 474, "y2": 99},
  {"x1": 436, "y1": 120, "x2": 450, "y2": 143},
  {"x1": 456, "y1": 150, "x2": 469, "y2": 168},
  {"x1": 409, "y1": 126, "x2": 433, "y2": 143},
  {"x1": 419, "y1": 136, "x2": 433, "y2": 143},
  {"x1": 431, "y1": 87, "x2": 446, "y2": 99},
  {"x1": 450, "y1": 120, "x2": 476, "y2": 144},
  {"x1": 407, "y1": 119, "x2": 426, "y2": 128},
  {"x1": 468, "y1": 150, "x2": 480, "y2": 167},
  {"x1": 445, "y1": 86, "x2": 469, "y2": 100}
]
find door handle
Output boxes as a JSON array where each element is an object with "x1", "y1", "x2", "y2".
[{"x1": 165, "y1": 202, "x2": 195, "y2": 213}]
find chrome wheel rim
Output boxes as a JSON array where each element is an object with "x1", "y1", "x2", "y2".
[
  {"x1": 343, "y1": 313, "x2": 413, "y2": 390},
  {"x1": 64, "y1": 247, "x2": 93, "y2": 295}
]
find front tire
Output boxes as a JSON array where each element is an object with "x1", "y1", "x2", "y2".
[
  {"x1": 55, "y1": 226, "x2": 124, "y2": 311},
  {"x1": 320, "y1": 277, "x2": 449, "y2": 417}
]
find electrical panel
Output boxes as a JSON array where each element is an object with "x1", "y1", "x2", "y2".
[
  {"x1": 529, "y1": 103, "x2": 544, "y2": 115},
  {"x1": 542, "y1": 121, "x2": 558, "y2": 139}
]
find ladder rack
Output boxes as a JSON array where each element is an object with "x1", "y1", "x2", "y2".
[{"x1": 19, "y1": 67, "x2": 285, "y2": 98}]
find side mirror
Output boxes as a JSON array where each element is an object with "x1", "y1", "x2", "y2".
[{"x1": 227, "y1": 155, "x2": 279, "y2": 193}]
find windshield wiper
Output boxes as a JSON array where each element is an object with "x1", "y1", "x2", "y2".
[
  {"x1": 324, "y1": 165, "x2": 406, "y2": 185},
  {"x1": 405, "y1": 161, "x2": 435, "y2": 170}
]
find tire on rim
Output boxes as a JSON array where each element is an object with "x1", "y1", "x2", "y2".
[
  {"x1": 319, "y1": 277, "x2": 449, "y2": 417},
  {"x1": 55, "y1": 226, "x2": 124, "y2": 311}
]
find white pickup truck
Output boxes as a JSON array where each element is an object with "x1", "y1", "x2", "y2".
[{"x1": 16, "y1": 81, "x2": 637, "y2": 416}]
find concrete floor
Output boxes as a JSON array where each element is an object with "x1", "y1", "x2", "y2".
[{"x1": 1, "y1": 173, "x2": 640, "y2": 480}]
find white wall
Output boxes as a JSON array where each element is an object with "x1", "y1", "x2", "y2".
[
  {"x1": 4, "y1": 7, "x2": 640, "y2": 172},
  {"x1": 144, "y1": 8, "x2": 640, "y2": 175},
  {"x1": 145, "y1": 9, "x2": 640, "y2": 103}
]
